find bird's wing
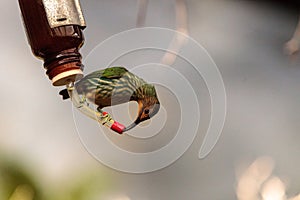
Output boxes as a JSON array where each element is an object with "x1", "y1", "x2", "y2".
[
  {"x1": 101, "y1": 67, "x2": 128, "y2": 79},
  {"x1": 76, "y1": 66, "x2": 128, "y2": 90}
]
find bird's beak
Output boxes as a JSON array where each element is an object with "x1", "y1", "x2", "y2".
[
  {"x1": 123, "y1": 118, "x2": 141, "y2": 132},
  {"x1": 123, "y1": 101, "x2": 160, "y2": 132}
]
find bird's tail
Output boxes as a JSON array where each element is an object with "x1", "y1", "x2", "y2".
[{"x1": 59, "y1": 89, "x2": 70, "y2": 100}]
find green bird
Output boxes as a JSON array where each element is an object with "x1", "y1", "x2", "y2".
[{"x1": 59, "y1": 66, "x2": 160, "y2": 131}]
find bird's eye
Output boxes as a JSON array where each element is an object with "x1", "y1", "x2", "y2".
[{"x1": 144, "y1": 109, "x2": 150, "y2": 114}]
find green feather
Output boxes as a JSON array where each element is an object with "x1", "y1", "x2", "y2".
[
  {"x1": 101, "y1": 67, "x2": 128, "y2": 79},
  {"x1": 139, "y1": 84, "x2": 157, "y2": 97},
  {"x1": 79, "y1": 67, "x2": 128, "y2": 81}
]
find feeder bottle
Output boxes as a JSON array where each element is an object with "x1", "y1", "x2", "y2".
[{"x1": 18, "y1": 0, "x2": 86, "y2": 86}]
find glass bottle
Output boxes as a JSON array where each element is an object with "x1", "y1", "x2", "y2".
[{"x1": 18, "y1": 0, "x2": 86, "y2": 86}]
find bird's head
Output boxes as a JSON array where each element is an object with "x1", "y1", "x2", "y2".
[{"x1": 125, "y1": 84, "x2": 160, "y2": 131}]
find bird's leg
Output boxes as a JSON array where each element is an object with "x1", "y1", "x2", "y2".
[
  {"x1": 96, "y1": 107, "x2": 124, "y2": 133},
  {"x1": 96, "y1": 106, "x2": 113, "y2": 126},
  {"x1": 96, "y1": 106, "x2": 108, "y2": 123},
  {"x1": 99, "y1": 112, "x2": 113, "y2": 126}
]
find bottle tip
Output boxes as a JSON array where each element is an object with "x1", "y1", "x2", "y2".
[{"x1": 52, "y1": 69, "x2": 83, "y2": 86}]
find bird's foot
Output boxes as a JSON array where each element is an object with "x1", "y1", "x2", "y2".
[{"x1": 99, "y1": 112, "x2": 113, "y2": 126}]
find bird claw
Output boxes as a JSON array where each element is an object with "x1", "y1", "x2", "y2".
[
  {"x1": 99, "y1": 112, "x2": 113, "y2": 126},
  {"x1": 97, "y1": 112, "x2": 125, "y2": 134}
]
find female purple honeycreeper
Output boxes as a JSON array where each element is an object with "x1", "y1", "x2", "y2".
[{"x1": 59, "y1": 66, "x2": 160, "y2": 131}]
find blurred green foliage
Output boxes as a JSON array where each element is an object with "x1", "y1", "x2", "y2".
[
  {"x1": 0, "y1": 155, "x2": 112, "y2": 200},
  {"x1": 0, "y1": 157, "x2": 43, "y2": 200}
]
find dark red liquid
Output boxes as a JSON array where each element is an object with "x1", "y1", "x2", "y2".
[{"x1": 18, "y1": 0, "x2": 85, "y2": 85}]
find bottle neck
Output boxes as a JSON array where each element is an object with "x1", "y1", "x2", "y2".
[{"x1": 44, "y1": 48, "x2": 84, "y2": 86}]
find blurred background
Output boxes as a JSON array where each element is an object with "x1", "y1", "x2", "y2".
[{"x1": 1, "y1": 0, "x2": 300, "y2": 199}]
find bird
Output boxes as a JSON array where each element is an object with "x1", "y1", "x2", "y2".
[{"x1": 59, "y1": 66, "x2": 160, "y2": 131}]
